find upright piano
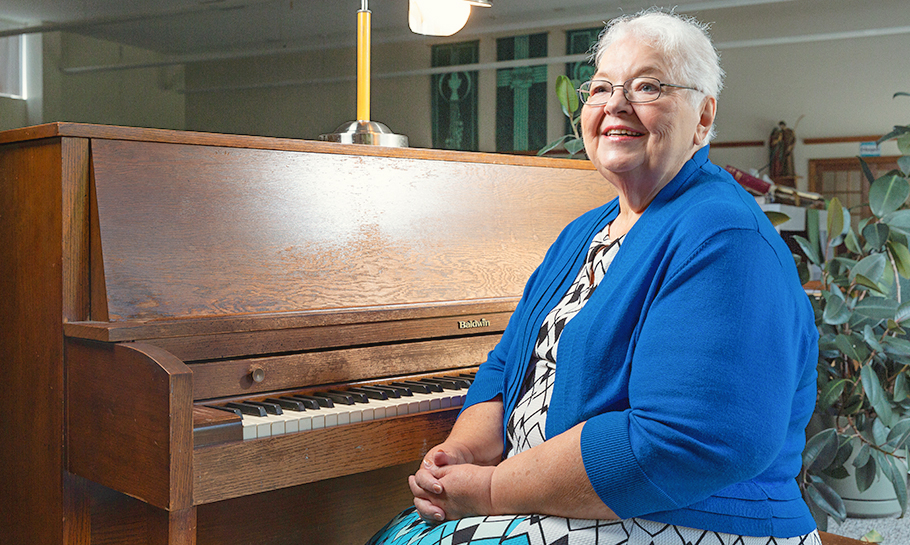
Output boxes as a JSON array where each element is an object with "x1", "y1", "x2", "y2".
[{"x1": 0, "y1": 123, "x2": 614, "y2": 545}]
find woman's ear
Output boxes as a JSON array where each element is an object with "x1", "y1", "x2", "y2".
[{"x1": 694, "y1": 96, "x2": 717, "y2": 145}]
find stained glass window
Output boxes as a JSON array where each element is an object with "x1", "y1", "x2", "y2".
[
  {"x1": 431, "y1": 41, "x2": 479, "y2": 151},
  {"x1": 495, "y1": 33, "x2": 547, "y2": 153}
]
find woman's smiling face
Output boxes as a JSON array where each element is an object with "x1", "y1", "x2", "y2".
[{"x1": 581, "y1": 36, "x2": 715, "y2": 198}]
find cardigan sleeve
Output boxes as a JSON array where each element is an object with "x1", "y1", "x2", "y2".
[{"x1": 580, "y1": 226, "x2": 817, "y2": 517}]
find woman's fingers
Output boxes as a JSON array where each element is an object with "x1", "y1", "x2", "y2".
[
  {"x1": 409, "y1": 475, "x2": 446, "y2": 522},
  {"x1": 413, "y1": 463, "x2": 444, "y2": 494}
]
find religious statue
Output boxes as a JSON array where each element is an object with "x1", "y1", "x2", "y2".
[{"x1": 769, "y1": 121, "x2": 796, "y2": 179}]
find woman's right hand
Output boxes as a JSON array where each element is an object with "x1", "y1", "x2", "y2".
[{"x1": 410, "y1": 441, "x2": 474, "y2": 522}]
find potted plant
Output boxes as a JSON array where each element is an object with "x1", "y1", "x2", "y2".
[{"x1": 798, "y1": 93, "x2": 910, "y2": 529}]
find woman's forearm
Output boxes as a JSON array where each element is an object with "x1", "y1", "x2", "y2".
[
  {"x1": 444, "y1": 396, "x2": 505, "y2": 466},
  {"x1": 489, "y1": 422, "x2": 618, "y2": 520}
]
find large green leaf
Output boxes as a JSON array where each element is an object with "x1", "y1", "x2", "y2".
[
  {"x1": 869, "y1": 174, "x2": 910, "y2": 218},
  {"x1": 851, "y1": 253, "x2": 887, "y2": 284},
  {"x1": 827, "y1": 198, "x2": 845, "y2": 244},
  {"x1": 882, "y1": 336, "x2": 910, "y2": 356},
  {"x1": 854, "y1": 455, "x2": 877, "y2": 492},
  {"x1": 823, "y1": 290, "x2": 852, "y2": 325},
  {"x1": 554, "y1": 75, "x2": 579, "y2": 118},
  {"x1": 764, "y1": 211, "x2": 790, "y2": 227},
  {"x1": 803, "y1": 428, "x2": 839, "y2": 471},
  {"x1": 887, "y1": 241, "x2": 910, "y2": 279},
  {"x1": 860, "y1": 157, "x2": 877, "y2": 185},
  {"x1": 853, "y1": 443, "x2": 872, "y2": 468},
  {"x1": 895, "y1": 373, "x2": 910, "y2": 404},
  {"x1": 854, "y1": 296, "x2": 898, "y2": 321},
  {"x1": 806, "y1": 476, "x2": 847, "y2": 522},
  {"x1": 883, "y1": 209, "x2": 910, "y2": 236},
  {"x1": 863, "y1": 223, "x2": 890, "y2": 251},
  {"x1": 863, "y1": 324, "x2": 885, "y2": 353},
  {"x1": 853, "y1": 273, "x2": 887, "y2": 296},
  {"x1": 822, "y1": 290, "x2": 853, "y2": 325},
  {"x1": 899, "y1": 133, "x2": 910, "y2": 156},
  {"x1": 564, "y1": 137, "x2": 586, "y2": 155},
  {"x1": 818, "y1": 378, "x2": 847, "y2": 409},
  {"x1": 886, "y1": 456, "x2": 908, "y2": 515},
  {"x1": 844, "y1": 228, "x2": 862, "y2": 254},
  {"x1": 861, "y1": 364, "x2": 896, "y2": 426},
  {"x1": 793, "y1": 235, "x2": 822, "y2": 266},
  {"x1": 886, "y1": 416, "x2": 910, "y2": 447},
  {"x1": 898, "y1": 155, "x2": 910, "y2": 177}
]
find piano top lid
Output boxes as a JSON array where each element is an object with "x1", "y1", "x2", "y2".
[{"x1": 0, "y1": 122, "x2": 595, "y2": 169}]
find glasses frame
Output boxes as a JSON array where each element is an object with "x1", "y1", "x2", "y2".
[{"x1": 577, "y1": 77, "x2": 698, "y2": 105}]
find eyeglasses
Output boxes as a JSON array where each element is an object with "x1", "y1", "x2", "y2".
[{"x1": 578, "y1": 77, "x2": 698, "y2": 105}]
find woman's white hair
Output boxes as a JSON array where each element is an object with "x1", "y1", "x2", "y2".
[{"x1": 593, "y1": 8, "x2": 725, "y2": 141}]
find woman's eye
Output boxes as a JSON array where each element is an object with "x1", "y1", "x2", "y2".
[
  {"x1": 590, "y1": 83, "x2": 610, "y2": 94},
  {"x1": 637, "y1": 83, "x2": 658, "y2": 93}
]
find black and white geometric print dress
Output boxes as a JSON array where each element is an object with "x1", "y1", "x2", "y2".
[{"x1": 366, "y1": 225, "x2": 821, "y2": 545}]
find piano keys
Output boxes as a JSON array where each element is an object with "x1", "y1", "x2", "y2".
[
  {"x1": 199, "y1": 373, "x2": 475, "y2": 443},
  {"x1": 0, "y1": 123, "x2": 616, "y2": 545}
]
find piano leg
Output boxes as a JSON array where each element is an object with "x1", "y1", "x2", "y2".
[
  {"x1": 64, "y1": 472, "x2": 91, "y2": 545},
  {"x1": 149, "y1": 506, "x2": 196, "y2": 545}
]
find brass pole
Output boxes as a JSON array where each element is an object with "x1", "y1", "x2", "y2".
[{"x1": 356, "y1": 0, "x2": 371, "y2": 121}]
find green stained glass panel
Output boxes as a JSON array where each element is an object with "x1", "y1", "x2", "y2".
[
  {"x1": 431, "y1": 41, "x2": 479, "y2": 151},
  {"x1": 495, "y1": 33, "x2": 548, "y2": 152}
]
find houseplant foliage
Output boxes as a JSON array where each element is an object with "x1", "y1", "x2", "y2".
[
  {"x1": 798, "y1": 93, "x2": 910, "y2": 528},
  {"x1": 539, "y1": 75, "x2": 586, "y2": 157}
]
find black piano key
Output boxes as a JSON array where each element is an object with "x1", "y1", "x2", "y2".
[
  {"x1": 443, "y1": 376, "x2": 473, "y2": 388},
  {"x1": 456, "y1": 373, "x2": 476, "y2": 383},
  {"x1": 419, "y1": 378, "x2": 460, "y2": 390},
  {"x1": 358, "y1": 385, "x2": 401, "y2": 398},
  {"x1": 347, "y1": 387, "x2": 388, "y2": 400},
  {"x1": 288, "y1": 394, "x2": 335, "y2": 408},
  {"x1": 283, "y1": 395, "x2": 322, "y2": 410},
  {"x1": 314, "y1": 391, "x2": 356, "y2": 405},
  {"x1": 225, "y1": 402, "x2": 267, "y2": 417},
  {"x1": 246, "y1": 400, "x2": 283, "y2": 415},
  {"x1": 328, "y1": 389, "x2": 369, "y2": 403},
  {"x1": 265, "y1": 397, "x2": 307, "y2": 411},
  {"x1": 385, "y1": 384, "x2": 415, "y2": 396},
  {"x1": 206, "y1": 404, "x2": 244, "y2": 417},
  {"x1": 391, "y1": 381, "x2": 431, "y2": 394}
]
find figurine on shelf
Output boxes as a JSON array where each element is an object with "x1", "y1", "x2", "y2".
[{"x1": 769, "y1": 120, "x2": 796, "y2": 179}]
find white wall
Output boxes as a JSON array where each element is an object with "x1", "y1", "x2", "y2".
[{"x1": 40, "y1": 32, "x2": 185, "y2": 130}]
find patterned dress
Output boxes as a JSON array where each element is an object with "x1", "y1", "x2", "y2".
[{"x1": 366, "y1": 226, "x2": 821, "y2": 545}]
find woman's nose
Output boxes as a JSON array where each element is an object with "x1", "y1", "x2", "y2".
[{"x1": 602, "y1": 87, "x2": 632, "y2": 114}]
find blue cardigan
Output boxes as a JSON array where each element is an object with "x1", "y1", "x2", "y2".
[{"x1": 463, "y1": 146, "x2": 819, "y2": 537}]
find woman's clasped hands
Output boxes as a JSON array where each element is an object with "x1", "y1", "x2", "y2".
[{"x1": 409, "y1": 442, "x2": 498, "y2": 523}]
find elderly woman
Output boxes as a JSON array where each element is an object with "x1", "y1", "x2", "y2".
[{"x1": 367, "y1": 9, "x2": 820, "y2": 545}]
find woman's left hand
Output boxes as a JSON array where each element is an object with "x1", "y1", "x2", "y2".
[{"x1": 409, "y1": 462, "x2": 497, "y2": 521}]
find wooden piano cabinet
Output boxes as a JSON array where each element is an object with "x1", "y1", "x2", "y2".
[{"x1": 1, "y1": 123, "x2": 617, "y2": 545}]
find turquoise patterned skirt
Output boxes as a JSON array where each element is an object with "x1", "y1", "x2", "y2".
[{"x1": 365, "y1": 507, "x2": 822, "y2": 545}]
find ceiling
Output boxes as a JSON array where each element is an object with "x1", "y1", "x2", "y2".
[{"x1": 0, "y1": 0, "x2": 800, "y2": 56}]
